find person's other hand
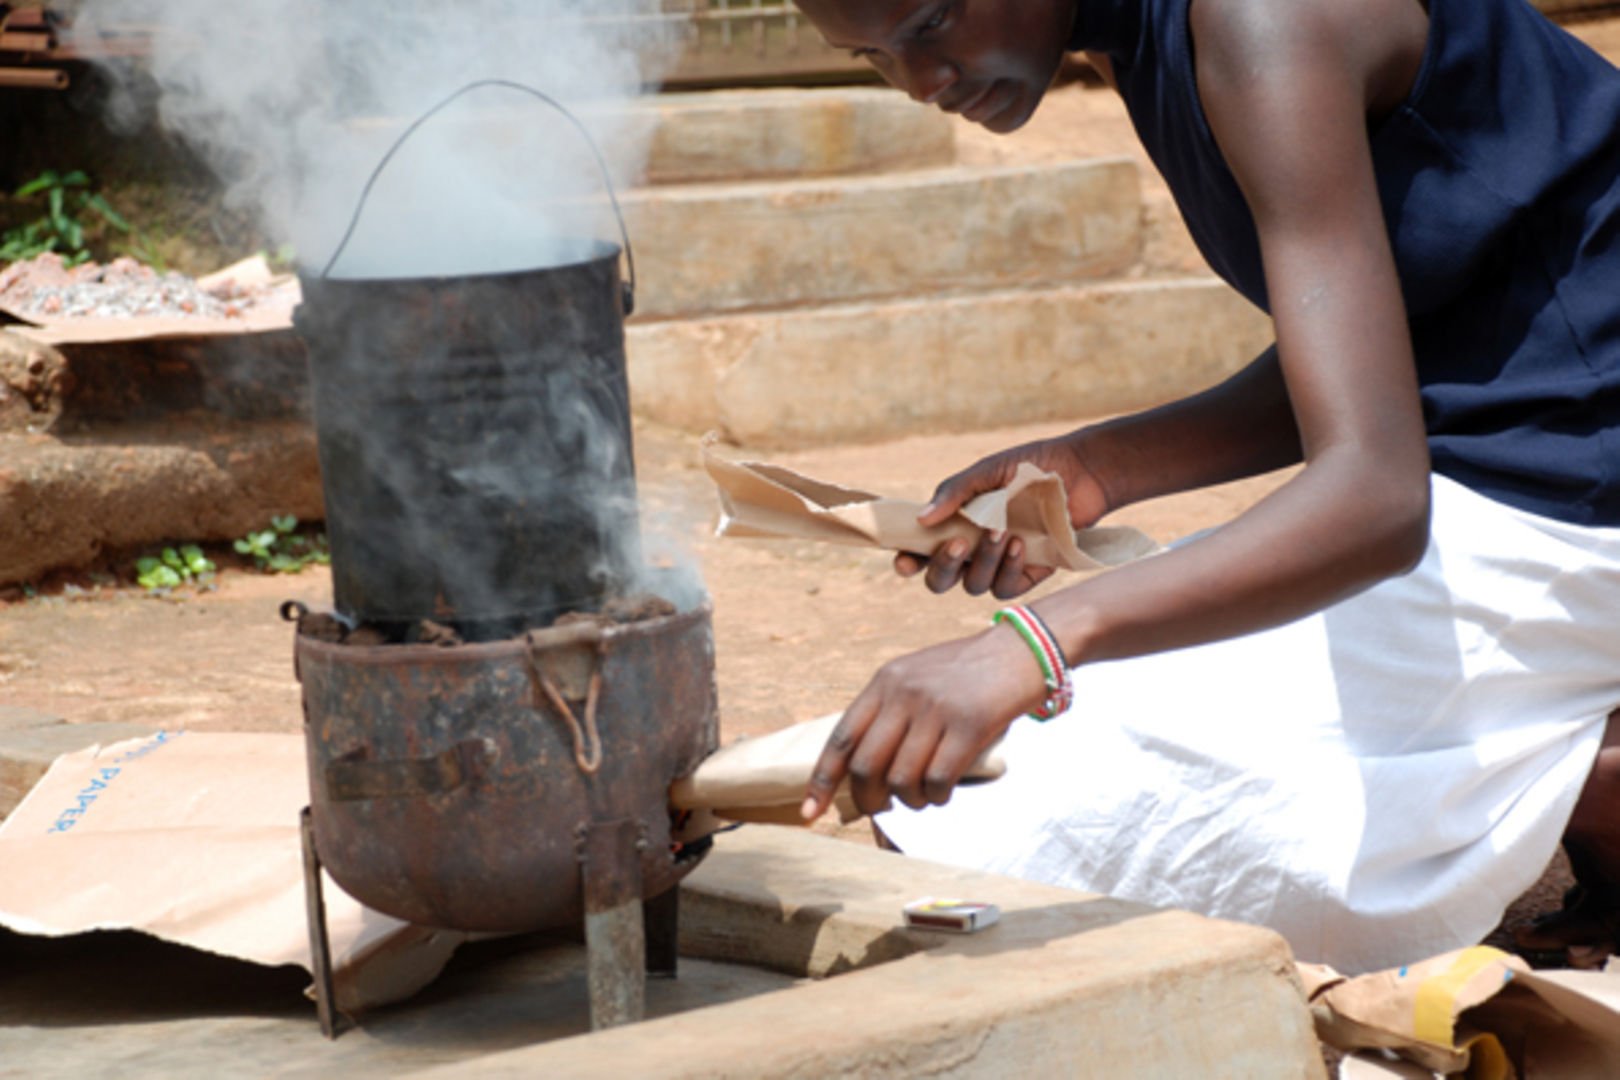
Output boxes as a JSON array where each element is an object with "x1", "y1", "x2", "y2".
[
  {"x1": 894, "y1": 434, "x2": 1109, "y2": 598},
  {"x1": 801, "y1": 624, "x2": 1041, "y2": 820}
]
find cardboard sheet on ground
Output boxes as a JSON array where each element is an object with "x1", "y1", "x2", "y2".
[
  {"x1": 0, "y1": 256, "x2": 300, "y2": 346},
  {"x1": 669, "y1": 713, "x2": 1007, "y2": 825},
  {"x1": 1299, "y1": 945, "x2": 1620, "y2": 1078},
  {"x1": 0, "y1": 731, "x2": 468, "y2": 1013},
  {"x1": 703, "y1": 444, "x2": 1160, "y2": 572}
]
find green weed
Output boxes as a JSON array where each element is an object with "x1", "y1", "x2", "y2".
[
  {"x1": 135, "y1": 544, "x2": 216, "y2": 593},
  {"x1": 235, "y1": 515, "x2": 330, "y2": 574},
  {"x1": 0, "y1": 170, "x2": 131, "y2": 266}
]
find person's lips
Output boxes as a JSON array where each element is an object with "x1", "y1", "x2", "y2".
[
  {"x1": 945, "y1": 82, "x2": 996, "y2": 117},
  {"x1": 964, "y1": 81, "x2": 1012, "y2": 124}
]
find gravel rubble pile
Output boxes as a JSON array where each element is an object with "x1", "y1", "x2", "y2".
[{"x1": 0, "y1": 254, "x2": 270, "y2": 321}]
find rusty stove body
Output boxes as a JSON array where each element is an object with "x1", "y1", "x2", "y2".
[{"x1": 291, "y1": 244, "x2": 717, "y2": 1035}]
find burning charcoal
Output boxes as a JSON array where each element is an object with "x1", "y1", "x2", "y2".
[
  {"x1": 553, "y1": 611, "x2": 615, "y2": 633},
  {"x1": 602, "y1": 594, "x2": 678, "y2": 624},
  {"x1": 415, "y1": 619, "x2": 464, "y2": 647},
  {"x1": 297, "y1": 612, "x2": 348, "y2": 643}
]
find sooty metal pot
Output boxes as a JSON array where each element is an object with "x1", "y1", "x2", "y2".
[
  {"x1": 296, "y1": 603, "x2": 718, "y2": 934},
  {"x1": 295, "y1": 243, "x2": 639, "y2": 643}
]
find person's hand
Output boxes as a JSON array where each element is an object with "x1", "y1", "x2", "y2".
[
  {"x1": 896, "y1": 433, "x2": 1110, "y2": 599},
  {"x1": 800, "y1": 624, "x2": 1044, "y2": 820}
]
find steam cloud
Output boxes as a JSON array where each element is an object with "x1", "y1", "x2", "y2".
[
  {"x1": 72, "y1": 2, "x2": 710, "y2": 629},
  {"x1": 74, "y1": 1, "x2": 677, "y2": 277}
]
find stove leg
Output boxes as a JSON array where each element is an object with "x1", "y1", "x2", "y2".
[
  {"x1": 300, "y1": 806, "x2": 341, "y2": 1039},
  {"x1": 644, "y1": 884, "x2": 679, "y2": 980},
  {"x1": 582, "y1": 818, "x2": 646, "y2": 1030}
]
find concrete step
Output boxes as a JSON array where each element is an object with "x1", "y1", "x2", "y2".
[
  {"x1": 0, "y1": 419, "x2": 322, "y2": 587},
  {"x1": 384, "y1": 87, "x2": 951, "y2": 190},
  {"x1": 621, "y1": 159, "x2": 1143, "y2": 322},
  {"x1": 640, "y1": 87, "x2": 955, "y2": 185},
  {"x1": 628, "y1": 276, "x2": 1273, "y2": 448}
]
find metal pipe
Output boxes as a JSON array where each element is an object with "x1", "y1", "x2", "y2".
[{"x1": 0, "y1": 67, "x2": 68, "y2": 90}]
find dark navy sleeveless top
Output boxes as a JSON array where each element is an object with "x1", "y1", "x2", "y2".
[{"x1": 1074, "y1": 0, "x2": 1620, "y2": 526}]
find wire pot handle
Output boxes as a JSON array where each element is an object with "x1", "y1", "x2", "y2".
[{"x1": 319, "y1": 78, "x2": 637, "y2": 313}]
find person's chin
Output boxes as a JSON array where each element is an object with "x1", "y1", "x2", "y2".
[{"x1": 977, "y1": 87, "x2": 1039, "y2": 134}]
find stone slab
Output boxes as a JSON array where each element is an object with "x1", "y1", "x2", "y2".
[
  {"x1": 0, "y1": 720, "x2": 155, "y2": 821},
  {"x1": 0, "y1": 826, "x2": 1323, "y2": 1078},
  {"x1": 0, "y1": 705, "x2": 62, "y2": 732},
  {"x1": 414, "y1": 827, "x2": 1325, "y2": 1079},
  {"x1": 620, "y1": 160, "x2": 1142, "y2": 321},
  {"x1": 628, "y1": 277, "x2": 1274, "y2": 447},
  {"x1": 0, "y1": 931, "x2": 799, "y2": 1080}
]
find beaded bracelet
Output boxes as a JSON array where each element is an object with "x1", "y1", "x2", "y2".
[{"x1": 992, "y1": 605, "x2": 1074, "y2": 721}]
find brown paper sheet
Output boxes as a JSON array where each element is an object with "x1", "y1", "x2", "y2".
[
  {"x1": 0, "y1": 255, "x2": 300, "y2": 346},
  {"x1": 1302, "y1": 946, "x2": 1620, "y2": 1078},
  {"x1": 703, "y1": 443, "x2": 1160, "y2": 572},
  {"x1": 0, "y1": 731, "x2": 468, "y2": 1012},
  {"x1": 669, "y1": 713, "x2": 1006, "y2": 825}
]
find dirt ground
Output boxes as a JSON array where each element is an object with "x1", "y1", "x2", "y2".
[
  {"x1": 0, "y1": 415, "x2": 1282, "y2": 745},
  {"x1": 0, "y1": 412, "x2": 1292, "y2": 870}
]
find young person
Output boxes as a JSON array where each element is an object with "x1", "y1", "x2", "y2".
[{"x1": 791, "y1": 0, "x2": 1620, "y2": 972}]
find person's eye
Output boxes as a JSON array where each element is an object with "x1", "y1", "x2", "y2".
[{"x1": 919, "y1": 4, "x2": 951, "y2": 34}]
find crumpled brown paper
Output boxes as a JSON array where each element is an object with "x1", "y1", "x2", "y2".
[
  {"x1": 0, "y1": 731, "x2": 468, "y2": 1013},
  {"x1": 703, "y1": 442, "x2": 1160, "y2": 571},
  {"x1": 1300, "y1": 946, "x2": 1620, "y2": 1078},
  {"x1": 669, "y1": 713, "x2": 1006, "y2": 825}
]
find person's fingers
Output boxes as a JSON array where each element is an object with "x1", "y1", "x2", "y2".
[
  {"x1": 992, "y1": 539, "x2": 1053, "y2": 599},
  {"x1": 883, "y1": 718, "x2": 945, "y2": 811},
  {"x1": 961, "y1": 530, "x2": 1010, "y2": 596},
  {"x1": 919, "y1": 468, "x2": 999, "y2": 528},
  {"x1": 894, "y1": 552, "x2": 924, "y2": 578},
  {"x1": 803, "y1": 694, "x2": 882, "y2": 820},
  {"x1": 924, "y1": 538, "x2": 971, "y2": 594},
  {"x1": 845, "y1": 705, "x2": 910, "y2": 817},
  {"x1": 921, "y1": 730, "x2": 987, "y2": 807}
]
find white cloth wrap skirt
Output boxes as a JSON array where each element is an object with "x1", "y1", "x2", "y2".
[{"x1": 876, "y1": 475, "x2": 1620, "y2": 974}]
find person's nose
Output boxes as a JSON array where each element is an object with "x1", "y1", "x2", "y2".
[{"x1": 895, "y1": 45, "x2": 958, "y2": 105}]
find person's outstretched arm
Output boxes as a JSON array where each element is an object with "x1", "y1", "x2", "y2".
[{"x1": 806, "y1": 0, "x2": 1434, "y2": 820}]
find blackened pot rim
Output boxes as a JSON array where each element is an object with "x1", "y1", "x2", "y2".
[
  {"x1": 295, "y1": 238, "x2": 623, "y2": 290},
  {"x1": 294, "y1": 600, "x2": 712, "y2": 666}
]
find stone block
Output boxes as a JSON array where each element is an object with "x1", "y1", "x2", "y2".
[
  {"x1": 424, "y1": 827, "x2": 1325, "y2": 1079},
  {"x1": 621, "y1": 160, "x2": 1142, "y2": 321},
  {"x1": 0, "y1": 419, "x2": 323, "y2": 587},
  {"x1": 628, "y1": 277, "x2": 1274, "y2": 447}
]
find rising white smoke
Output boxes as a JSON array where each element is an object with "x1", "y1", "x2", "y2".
[
  {"x1": 72, "y1": 1, "x2": 678, "y2": 278},
  {"x1": 69, "y1": 2, "x2": 710, "y2": 628}
]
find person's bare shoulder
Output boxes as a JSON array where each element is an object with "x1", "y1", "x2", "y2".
[{"x1": 1189, "y1": 0, "x2": 1427, "y2": 113}]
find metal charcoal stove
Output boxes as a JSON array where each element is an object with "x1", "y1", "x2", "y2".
[{"x1": 288, "y1": 83, "x2": 718, "y2": 1037}]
